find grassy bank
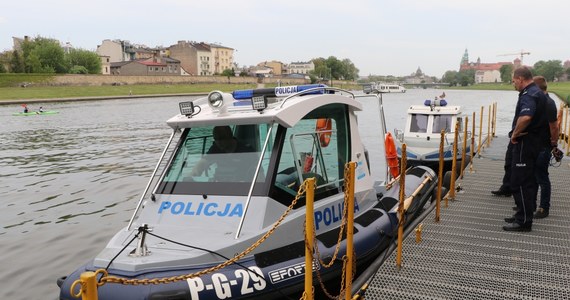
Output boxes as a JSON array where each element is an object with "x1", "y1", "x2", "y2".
[
  {"x1": 0, "y1": 82, "x2": 362, "y2": 103},
  {"x1": 0, "y1": 83, "x2": 257, "y2": 101}
]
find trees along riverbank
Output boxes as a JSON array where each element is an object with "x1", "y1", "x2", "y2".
[
  {"x1": 0, "y1": 75, "x2": 567, "y2": 105},
  {"x1": 449, "y1": 82, "x2": 570, "y2": 105},
  {"x1": 0, "y1": 81, "x2": 362, "y2": 104}
]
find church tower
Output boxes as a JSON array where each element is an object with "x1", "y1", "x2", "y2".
[{"x1": 460, "y1": 49, "x2": 469, "y2": 66}]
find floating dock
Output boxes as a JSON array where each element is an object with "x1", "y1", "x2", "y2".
[{"x1": 365, "y1": 136, "x2": 570, "y2": 299}]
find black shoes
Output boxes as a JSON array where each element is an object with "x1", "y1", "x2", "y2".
[
  {"x1": 503, "y1": 222, "x2": 532, "y2": 232},
  {"x1": 534, "y1": 208, "x2": 549, "y2": 219},
  {"x1": 491, "y1": 189, "x2": 512, "y2": 197},
  {"x1": 504, "y1": 216, "x2": 515, "y2": 223}
]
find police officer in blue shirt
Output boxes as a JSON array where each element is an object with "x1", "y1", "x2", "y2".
[
  {"x1": 532, "y1": 76, "x2": 559, "y2": 219},
  {"x1": 503, "y1": 67, "x2": 550, "y2": 232}
]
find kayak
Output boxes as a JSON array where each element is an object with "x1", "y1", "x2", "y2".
[{"x1": 12, "y1": 111, "x2": 59, "y2": 116}]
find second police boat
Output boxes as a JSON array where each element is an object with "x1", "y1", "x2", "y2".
[
  {"x1": 58, "y1": 84, "x2": 438, "y2": 299},
  {"x1": 393, "y1": 96, "x2": 475, "y2": 172}
]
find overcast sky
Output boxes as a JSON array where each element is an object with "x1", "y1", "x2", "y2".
[{"x1": 1, "y1": 0, "x2": 568, "y2": 78}]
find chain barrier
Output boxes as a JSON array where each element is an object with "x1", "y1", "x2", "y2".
[
  {"x1": 72, "y1": 165, "x2": 358, "y2": 299},
  {"x1": 71, "y1": 181, "x2": 310, "y2": 297},
  {"x1": 308, "y1": 163, "x2": 355, "y2": 299}
]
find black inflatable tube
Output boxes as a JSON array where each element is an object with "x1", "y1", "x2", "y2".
[{"x1": 350, "y1": 198, "x2": 438, "y2": 296}]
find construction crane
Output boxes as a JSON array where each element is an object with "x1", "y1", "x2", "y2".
[{"x1": 497, "y1": 50, "x2": 531, "y2": 64}]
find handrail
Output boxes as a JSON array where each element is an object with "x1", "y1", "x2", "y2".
[
  {"x1": 127, "y1": 129, "x2": 177, "y2": 231},
  {"x1": 279, "y1": 86, "x2": 355, "y2": 109},
  {"x1": 235, "y1": 124, "x2": 274, "y2": 239}
]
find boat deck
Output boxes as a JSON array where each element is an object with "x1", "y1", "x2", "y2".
[{"x1": 365, "y1": 136, "x2": 570, "y2": 299}]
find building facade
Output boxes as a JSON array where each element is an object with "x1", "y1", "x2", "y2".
[
  {"x1": 110, "y1": 57, "x2": 181, "y2": 76},
  {"x1": 168, "y1": 41, "x2": 198, "y2": 75},
  {"x1": 192, "y1": 42, "x2": 213, "y2": 76},
  {"x1": 460, "y1": 49, "x2": 513, "y2": 83},
  {"x1": 287, "y1": 61, "x2": 314, "y2": 75},
  {"x1": 210, "y1": 44, "x2": 235, "y2": 74},
  {"x1": 97, "y1": 39, "x2": 136, "y2": 62}
]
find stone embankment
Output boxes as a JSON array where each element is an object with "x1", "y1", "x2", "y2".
[{"x1": 41, "y1": 74, "x2": 310, "y2": 87}]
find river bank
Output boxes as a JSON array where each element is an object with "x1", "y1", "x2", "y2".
[{"x1": 1, "y1": 81, "x2": 568, "y2": 106}]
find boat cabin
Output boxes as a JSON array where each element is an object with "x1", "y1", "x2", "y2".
[{"x1": 396, "y1": 99, "x2": 464, "y2": 142}]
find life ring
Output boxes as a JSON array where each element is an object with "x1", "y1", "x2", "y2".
[
  {"x1": 315, "y1": 118, "x2": 332, "y2": 147},
  {"x1": 385, "y1": 132, "x2": 399, "y2": 178}
]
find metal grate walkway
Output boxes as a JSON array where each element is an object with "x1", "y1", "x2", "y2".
[{"x1": 365, "y1": 137, "x2": 570, "y2": 299}]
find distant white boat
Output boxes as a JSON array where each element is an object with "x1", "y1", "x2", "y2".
[{"x1": 363, "y1": 82, "x2": 406, "y2": 94}]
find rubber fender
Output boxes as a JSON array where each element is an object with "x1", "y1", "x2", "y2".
[{"x1": 443, "y1": 171, "x2": 452, "y2": 191}]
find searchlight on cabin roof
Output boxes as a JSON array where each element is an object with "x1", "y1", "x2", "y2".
[
  {"x1": 178, "y1": 101, "x2": 196, "y2": 117},
  {"x1": 251, "y1": 95, "x2": 268, "y2": 113}
]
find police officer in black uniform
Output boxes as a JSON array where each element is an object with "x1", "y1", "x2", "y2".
[{"x1": 503, "y1": 66, "x2": 549, "y2": 232}]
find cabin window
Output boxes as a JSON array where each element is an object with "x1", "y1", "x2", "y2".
[
  {"x1": 271, "y1": 104, "x2": 349, "y2": 206},
  {"x1": 410, "y1": 114, "x2": 428, "y2": 133},
  {"x1": 433, "y1": 115, "x2": 452, "y2": 133},
  {"x1": 156, "y1": 124, "x2": 275, "y2": 196}
]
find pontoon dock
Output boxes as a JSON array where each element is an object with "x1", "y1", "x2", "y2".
[{"x1": 365, "y1": 136, "x2": 570, "y2": 299}]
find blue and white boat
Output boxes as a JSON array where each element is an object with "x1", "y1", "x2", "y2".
[
  {"x1": 394, "y1": 97, "x2": 474, "y2": 171},
  {"x1": 57, "y1": 84, "x2": 437, "y2": 300}
]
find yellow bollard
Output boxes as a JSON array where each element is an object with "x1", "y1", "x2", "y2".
[
  {"x1": 564, "y1": 106, "x2": 570, "y2": 155},
  {"x1": 493, "y1": 102, "x2": 499, "y2": 138},
  {"x1": 478, "y1": 106, "x2": 484, "y2": 155},
  {"x1": 396, "y1": 144, "x2": 407, "y2": 269},
  {"x1": 469, "y1": 111, "x2": 476, "y2": 173},
  {"x1": 449, "y1": 121, "x2": 459, "y2": 201},
  {"x1": 415, "y1": 224, "x2": 423, "y2": 243},
  {"x1": 436, "y1": 130, "x2": 444, "y2": 221},
  {"x1": 486, "y1": 105, "x2": 491, "y2": 147},
  {"x1": 345, "y1": 162, "x2": 356, "y2": 300},
  {"x1": 70, "y1": 272, "x2": 99, "y2": 300},
  {"x1": 304, "y1": 178, "x2": 315, "y2": 300},
  {"x1": 460, "y1": 116, "x2": 468, "y2": 179},
  {"x1": 560, "y1": 105, "x2": 570, "y2": 148}
]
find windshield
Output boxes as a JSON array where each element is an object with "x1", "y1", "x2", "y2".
[
  {"x1": 156, "y1": 124, "x2": 275, "y2": 196},
  {"x1": 410, "y1": 114, "x2": 428, "y2": 133}
]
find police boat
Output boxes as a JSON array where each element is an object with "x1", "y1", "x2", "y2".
[
  {"x1": 58, "y1": 84, "x2": 437, "y2": 300},
  {"x1": 393, "y1": 97, "x2": 475, "y2": 172}
]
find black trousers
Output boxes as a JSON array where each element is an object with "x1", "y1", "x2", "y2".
[
  {"x1": 500, "y1": 142, "x2": 514, "y2": 190},
  {"x1": 510, "y1": 134, "x2": 539, "y2": 226}
]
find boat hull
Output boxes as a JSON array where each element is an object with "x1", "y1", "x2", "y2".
[{"x1": 58, "y1": 166, "x2": 436, "y2": 300}]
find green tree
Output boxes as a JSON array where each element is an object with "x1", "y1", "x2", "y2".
[
  {"x1": 457, "y1": 69, "x2": 475, "y2": 86},
  {"x1": 10, "y1": 50, "x2": 25, "y2": 73},
  {"x1": 221, "y1": 68, "x2": 235, "y2": 76},
  {"x1": 69, "y1": 65, "x2": 89, "y2": 74},
  {"x1": 500, "y1": 64, "x2": 513, "y2": 83},
  {"x1": 341, "y1": 58, "x2": 359, "y2": 80},
  {"x1": 533, "y1": 60, "x2": 564, "y2": 82},
  {"x1": 441, "y1": 70, "x2": 458, "y2": 86},
  {"x1": 66, "y1": 48, "x2": 102, "y2": 74},
  {"x1": 310, "y1": 56, "x2": 359, "y2": 81},
  {"x1": 21, "y1": 36, "x2": 67, "y2": 73}
]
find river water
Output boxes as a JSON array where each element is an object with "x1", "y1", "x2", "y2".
[{"x1": 0, "y1": 88, "x2": 539, "y2": 300}]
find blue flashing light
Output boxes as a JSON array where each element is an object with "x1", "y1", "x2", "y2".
[
  {"x1": 232, "y1": 89, "x2": 254, "y2": 100},
  {"x1": 231, "y1": 84, "x2": 329, "y2": 100},
  {"x1": 424, "y1": 99, "x2": 447, "y2": 107}
]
